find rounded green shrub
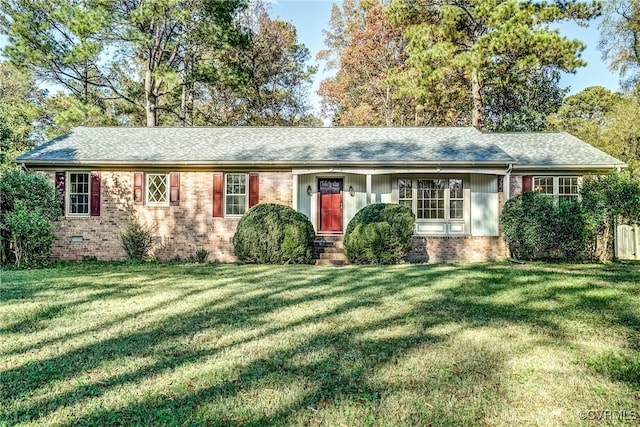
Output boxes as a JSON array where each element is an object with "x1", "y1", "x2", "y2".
[
  {"x1": 501, "y1": 191, "x2": 586, "y2": 261},
  {"x1": 233, "y1": 203, "x2": 315, "y2": 264},
  {"x1": 344, "y1": 203, "x2": 415, "y2": 264},
  {"x1": 0, "y1": 169, "x2": 61, "y2": 267},
  {"x1": 5, "y1": 202, "x2": 54, "y2": 268},
  {"x1": 502, "y1": 192, "x2": 554, "y2": 260}
]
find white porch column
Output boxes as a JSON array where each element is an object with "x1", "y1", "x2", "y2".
[
  {"x1": 292, "y1": 173, "x2": 299, "y2": 211},
  {"x1": 366, "y1": 174, "x2": 372, "y2": 204}
]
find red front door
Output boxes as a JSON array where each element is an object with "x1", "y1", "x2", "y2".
[{"x1": 319, "y1": 179, "x2": 343, "y2": 232}]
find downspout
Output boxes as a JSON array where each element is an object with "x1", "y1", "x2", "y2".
[{"x1": 504, "y1": 164, "x2": 513, "y2": 201}]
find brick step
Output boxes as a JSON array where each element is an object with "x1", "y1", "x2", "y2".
[
  {"x1": 317, "y1": 251, "x2": 347, "y2": 261},
  {"x1": 314, "y1": 236, "x2": 345, "y2": 248},
  {"x1": 313, "y1": 240, "x2": 344, "y2": 247},
  {"x1": 315, "y1": 258, "x2": 348, "y2": 267},
  {"x1": 314, "y1": 241, "x2": 335, "y2": 248},
  {"x1": 316, "y1": 234, "x2": 343, "y2": 241},
  {"x1": 313, "y1": 235, "x2": 348, "y2": 266},
  {"x1": 316, "y1": 247, "x2": 344, "y2": 254}
]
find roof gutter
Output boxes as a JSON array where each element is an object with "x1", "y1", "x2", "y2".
[
  {"x1": 511, "y1": 163, "x2": 627, "y2": 171},
  {"x1": 18, "y1": 159, "x2": 517, "y2": 168}
]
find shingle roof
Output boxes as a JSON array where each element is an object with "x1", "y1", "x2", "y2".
[
  {"x1": 15, "y1": 126, "x2": 624, "y2": 170},
  {"x1": 491, "y1": 132, "x2": 626, "y2": 168}
]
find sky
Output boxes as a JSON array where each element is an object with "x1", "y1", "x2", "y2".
[{"x1": 0, "y1": 0, "x2": 622, "y2": 119}]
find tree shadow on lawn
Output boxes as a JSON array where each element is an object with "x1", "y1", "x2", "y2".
[
  {"x1": 0, "y1": 274, "x2": 256, "y2": 358},
  {"x1": 1, "y1": 267, "x2": 434, "y2": 423},
  {"x1": 1, "y1": 262, "x2": 292, "y2": 357},
  {"x1": 0, "y1": 286, "x2": 127, "y2": 334},
  {"x1": 2, "y1": 263, "x2": 639, "y2": 425}
]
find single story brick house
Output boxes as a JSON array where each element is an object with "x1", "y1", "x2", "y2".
[{"x1": 16, "y1": 126, "x2": 625, "y2": 263}]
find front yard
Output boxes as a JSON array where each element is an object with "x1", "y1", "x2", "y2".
[{"x1": 1, "y1": 262, "x2": 639, "y2": 426}]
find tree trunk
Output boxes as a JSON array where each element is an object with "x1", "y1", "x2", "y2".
[
  {"x1": 179, "y1": 83, "x2": 194, "y2": 127},
  {"x1": 596, "y1": 220, "x2": 611, "y2": 262},
  {"x1": 471, "y1": 67, "x2": 483, "y2": 129},
  {"x1": 145, "y1": 68, "x2": 157, "y2": 127},
  {"x1": 384, "y1": 86, "x2": 392, "y2": 126},
  {"x1": 179, "y1": 85, "x2": 187, "y2": 126}
]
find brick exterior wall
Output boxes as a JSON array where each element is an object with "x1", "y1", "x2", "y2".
[
  {"x1": 406, "y1": 236, "x2": 507, "y2": 263},
  {"x1": 44, "y1": 171, "x2": 292, "y2": 262},
  {"x1": 406, "y1": 191, "x2": 508, "y2": 263},
  {"x1": 42, "y1": 169, "x2": 511, "y2": 263}
]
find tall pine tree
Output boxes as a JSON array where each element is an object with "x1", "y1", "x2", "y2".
[{"x1": 388, "y1": 0, "x2": 599, "y2": 128}]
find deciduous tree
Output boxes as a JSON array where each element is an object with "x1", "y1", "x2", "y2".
[
  {"x1": 194, "y1": 1, "x2": 317, "y2": 125},
  {"x1": 597, "y1": 96, "x2": 640, "y2": 175},
  {"x1": 318, "y1": 3, "x2": 415, "y2": 125},
  {"x1": 581, "y1": 171, "x2": 640, "y2": 261},
  {"x1": 548, "y1": 86, "x2": 640, "y2": 175},
  {"x1": 547, "y1": 86, "x2": 622, "y2": 145},
  {"x1": 599, "y1": 0, "x2": 640, "y2": 90}
]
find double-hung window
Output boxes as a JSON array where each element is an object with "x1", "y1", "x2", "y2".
[
  {"x1": 146, "y1": 173, "x2": 169, "y2": 206},
  {"x1": 533, "y1": 176, "x2": 579, "y2": 203},
  {"x1": 225, "y1": 173, "x2": 247, "y2": 216},
  {"x1": 533, "y1": 177, "x2": 554, "y2": 195},
  {"x1": 398, "y1": 178, "x2": 413, "y2": 209},
  {"x1": 69, "y1": 172, "x2": 90, "y2": 215},
  {"x1": 449, "y1": 179, "x2": 464, "y2": 219},
  {"x1": 558, "y1": 177, "x2": 579, "y2": 202},
  {"x1": 417, "y1": 179, "x2": 445, "y2": 219}
]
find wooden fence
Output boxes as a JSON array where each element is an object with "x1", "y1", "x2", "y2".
[{"x1": 616, "y1": 224, "x2": 640, "y2": 260}]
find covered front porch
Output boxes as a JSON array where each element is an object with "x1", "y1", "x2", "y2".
[{"x1": 291, "y1": 166, "x2": 511, "y2": 238}]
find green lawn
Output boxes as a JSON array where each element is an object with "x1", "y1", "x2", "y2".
[{"x1": 1, "y1": 262, "x2": 639, "y2": 426}]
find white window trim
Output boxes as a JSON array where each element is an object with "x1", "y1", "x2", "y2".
[
  {"x1": 396, "y1": 176, "x2": 470, "y2": 235},
  {"x1": 67, "y1": 171, "x2": 91, "y2": 217},
  {"x1": 558, "y1": 176, "x2": 580, "y2": 202},
  {"x1": 409, "y1": 178, "x2": 466, "y2": 223},
  {"x1": 224, "y1": 173, "x2": 248, "y2": 217},
  {"x1": 146, "y1": 173, "x2": 170, "y2": 207},
  {"x1": 533, "y1": 176, "x2": 554, "y2": 195}
]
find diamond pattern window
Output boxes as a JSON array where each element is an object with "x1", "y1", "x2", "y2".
[{"x1": 147, "y1": 174, "x2": 169, "y2": 205}]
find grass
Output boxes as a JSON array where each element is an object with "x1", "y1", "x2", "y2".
[{"x1": 1, "y1": 261, "x2": 639, "y2": 426}]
